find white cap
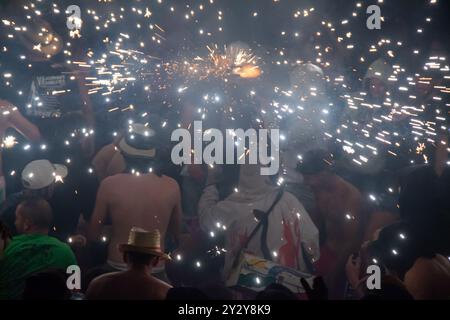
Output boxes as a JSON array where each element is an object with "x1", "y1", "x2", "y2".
[
  {"x1": 21, "y1": 160, "x2": 68, "y2": 190},
  {"x1": 118, "y1": 123, "x2": 157, "y2": 159}
]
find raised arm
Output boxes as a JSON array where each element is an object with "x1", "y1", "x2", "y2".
[{"x1": 0, "y1": 99, "x2": 41, "y2": 142}]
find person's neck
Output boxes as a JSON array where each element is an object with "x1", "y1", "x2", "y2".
[
  {"x1": 313, "y1": 174, "x2": 339, "y2": 192},
  {"x1": 329, "y1": 174, "x2": 343, "y2": 188},
  {"x1": 125, "y1": 166, "x2": 159, "y2": 177},
  {"x1": 126, "y1": 172, "x2": 160, "y2": 179},
  {"x1": 24, "y1": 228, "x2": 48, "y2": 236},
  {"x1": 128, "y1": 264, "x2": 153, "y2": 275}
]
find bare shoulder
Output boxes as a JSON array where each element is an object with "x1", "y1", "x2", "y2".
[
  {"x1": 87, "y1": 272, "x2": 120, "y2": 295},
  {"x1": 101, "y1": 174, "x2": 124, "y2": 188},
  {"x1": 340, "y1": 178, "x2": 363, "y2": 203},
  {"x1": 344, "y1": 179, "x2": 362, "y2": 197},
  {"x1": 414, "y1": 255, "x2": 450, "y2": 274},
  {"x1": 99, "y1": 143, "x2": 117, "y2": 155},
  {"x1": 86, "y1": 272, "x2": 120, "y2": 299},
  {"x1": 161, "y1": 175, "x2": 180, "y2": 190},
  {"x1": 152, "y1": 277, "x2": 173, "y2": 292},
  {"x1": 91, "y1": 271, "x2": 121, "y2": 285},
  {"x1": 435, "y1": 254, "x2": 450, "y2": 266},
  {"x1": 406, "y1": 257, "x2": 435, "y2": 280}
]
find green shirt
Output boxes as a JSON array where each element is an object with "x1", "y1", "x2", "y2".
[{"x1": 0, "y1": 234, "x2": 77, "y2": 300}]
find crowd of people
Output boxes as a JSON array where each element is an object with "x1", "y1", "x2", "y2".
[
  {"x1": 0, "y1": 114, "x2": 449, "y2": 300},
  {"x1": 1, "y1": 0, "x2": 450, "y2": 301}
]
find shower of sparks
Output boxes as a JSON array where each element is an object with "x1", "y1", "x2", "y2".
[
  {"x1": 0, "y1": 0, "x2": 449, "y2": 266},
  {"x1": 172, "y1": 44, "x2": 261, "y2": 81},
  {"x1": 0, "y1": 1, "x2": 447, "y2": 169},
  {"x1": 2, "y1": 135, "x2": 18, "y2": 149}
]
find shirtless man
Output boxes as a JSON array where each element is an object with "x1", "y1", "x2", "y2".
[
  {"x1": 404, "y1": 254, "x2": 450, "y2": 300},
  {"x1": 87, "y1": 124, "x2": 181, "y2": 274},
  {"x1": 297, "y1": 149, "x2": 367, "y2": 298},
  {"x1": 86, "y1": 228, "x2": 172, "y2": 300},
  {"x1": 91, "y1": 136, "x2": 125, "y2": 181},
  {"x1": 0, "y1": 99, "x2": 41, "y2": 202}
]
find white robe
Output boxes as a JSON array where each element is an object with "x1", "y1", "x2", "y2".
[{"x1": 198, "y1": 165, "x2": 320, "y2": 279}]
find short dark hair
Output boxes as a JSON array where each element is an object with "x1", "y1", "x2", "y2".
[
  {"x1": 123, "y1": 154, "x2": 153, "y2": 173},
  {"x1": 367, "y1": 222, "x2": 435, "y2": 280},
  {"x1": 23, "y1": 185, "x2": 52, "y2": 199},
  {"x1": 125, "y1": 251, "x2": 157, "y2": 266},
  {"x1": 17, "y1": 197, "x2": 53, "y2": 230},
  {"x1": 122, "y1": 153, "x2": 164, "y2": 177}
]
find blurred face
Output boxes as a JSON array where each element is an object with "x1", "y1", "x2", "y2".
[
  {"x1": 415, "y1": 77, "x2": 433, "y2": 100},
  {"x1": 303, "y1": 173, "x2": 324, "y2": 189},
  {"x1": 416, "y1": 83, "x2": 432, "y2": 99},
  {"x1": 368, "y1": 78, "x2": 386, "y2": 99},
  {"x1": 123, "y1": 252, "x2": 160, "y2": 267}
]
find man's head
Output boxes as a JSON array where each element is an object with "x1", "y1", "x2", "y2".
[
  {"x1": 297, "y1": 149, "x2": 334, "y2": 188},
  {"x1": 366, "y1": 77, "x2": 387, "y2": 99},
  {"x1": 123, "y1": 251, "x2": 159, "y2": 268},
  {"x1": 15, "y1": 197, "x2": 53, "y2": 235},
  {"x1": 289, "y1": 62, "x2": 326, "y2": 97},
  {"x1": 364, "y1": 59, "x2": 391, "y2": 99},
  {"x1": 118, "y1": 124, "x2": 159, "y2": 174},
  {"x1": 414, "y1": 64, "x2": 444, "y2": 101},
  {"x1": 21, "y1": 160, "x2": 68, "y2": 199},
  {"x1": 119, "y1": 228, "x2": 170, "y2": 269},
  {"x1": 366, "y1": 222, "x2": 435, "y2": 280}
]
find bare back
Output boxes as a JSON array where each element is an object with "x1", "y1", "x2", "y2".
[
  {"x1": 86, "y1": 271, "x2": 172, "y2": 300},
  {"x1": 405, "y1": 255, "x2": 450, "y2": 300},
  {"x1": 93, "y1": 173, "x2": 181, "y2": 265},
  {"x1": 315, "y1": 176, "x2": 364, "y2": 255}
]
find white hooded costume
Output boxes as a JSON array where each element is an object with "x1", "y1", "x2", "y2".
[{"x1": 198, "y1": 164, "x2": 320, "y2": 279}]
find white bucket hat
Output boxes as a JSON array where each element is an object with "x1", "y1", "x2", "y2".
[
  {"x1": 21, "y1": 159, "x2": 68, "y2": 190},
  {"x1": 118, "y1": 123, "x2": 157, "y2": 159}
]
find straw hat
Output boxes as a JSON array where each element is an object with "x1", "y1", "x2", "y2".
[{"x1": 119, "y1": 227, "x2": 171, "y2": 260}]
